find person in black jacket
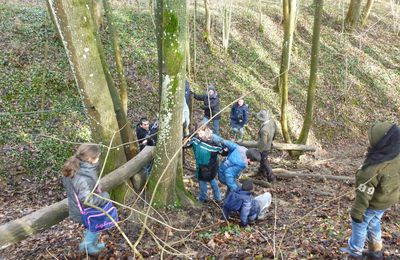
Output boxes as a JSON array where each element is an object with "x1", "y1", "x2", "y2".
[
  {"x1": 230, "y1": 98, "x2": 248, "y2": 142},
  {"x1": 135, "y1": 117, "x2": 157, "y2": 151},
  {"x1": 192, "y1": 85, "x2": 220, "y2": 134},
  {"x1": 135, "y1": 117, "x2": 158, "y2": 175}
]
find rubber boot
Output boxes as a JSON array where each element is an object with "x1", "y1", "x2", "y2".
[
  {"x1": 366, "y1": 241, "x2": 383, "y2": 260},
  {"x1": 93, "y1": 234, "x2": 105, "y2": 250},
  {"x1": 79, "y1": 230, "x2": 101, "y2": 255}
]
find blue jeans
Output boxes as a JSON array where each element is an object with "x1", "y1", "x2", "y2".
[
  {"x1": 203, "y1": 117, "x2": 219, "y2": 135},
  {"x1": 231, "y1": 127, "x2": 244, "y2": 140},
  {"x1": 347, "y1": 208, "x2": 386, "y2": 256},
  {"x1": 199, "y1": 178, "x2": 221, "y2": 202}
]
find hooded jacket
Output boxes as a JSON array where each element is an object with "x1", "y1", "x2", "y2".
[
  {"x1": 351, "y1": 123, "x2": 400, "y2": 221},
  {"x1": 223, "y1": 189, "x2": 261, "y2": 226},
  {"x1": 258, "y1": 119, "x2": 276, "y2": 152},
  {"x1": 63, "y1": 161, "x2": 110, "y2": 223},
  {"x1": 213, "y1": 134, "x2": 248, "y2": 191},
  {"x1": 188, "y1": 137, "x2": 222, "y2": 181},
  {"x1": 230, "y1": 103, "x2": 248, "y2": 128}
]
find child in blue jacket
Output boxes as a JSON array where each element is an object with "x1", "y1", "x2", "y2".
[
  {"x1": 212, "y1": 134, "x2": 261, "y2": 195},
  {"x1": 222, "y1": 180, "x2": 261, "y2": 226}
]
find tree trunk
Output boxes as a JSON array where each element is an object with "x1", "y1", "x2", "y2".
[
  {"x1": 238, "y1": 141, "x2": 316, "y2": 152},
  {"x1": 148, "y1": 0, "x2": 193, "y2": 207},
  {"x1": 204, "y1": 0, "x2": 212, "y2": 43},
  {"x1": 90, "y1": 2, "x2": 139, "y2": 161},
  {"x1": 257, "y1": 0, "x2": 263, "y2": 32},
  {"x1": 92, "y1": 0, "x2": 104, "y2": 30},
  {"x1": 48, "y1": 0, "x2": 127, "y2": 174},
  {"x1": 0, "y1": 147, "x2": 155, "y2": 250},
  {"x1": 222, "y1": 0, "x2": 232, "y2": 51},
  {"x1": 361, "y1": 0, "x2": 374, "y2": 26},
  {"x1": 193, "y1": 0, "x2": 198, "y2": 79},
  {"x1": 297, "y1": 0, "x2": 323, "y2": 145},
  {"x1": 345, "y1": 0, "x2": 363, "y2": 28},
  {"x1": 277, "y1": 0, "x2": 297, "y2": 144},
  {"x1": 103, "y1": 0, "x2": 130, "y2": 116}
]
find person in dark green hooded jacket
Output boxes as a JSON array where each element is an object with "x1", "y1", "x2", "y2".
[{"x1": 341, "y1": 122, "x2": 400, "y2": 260}]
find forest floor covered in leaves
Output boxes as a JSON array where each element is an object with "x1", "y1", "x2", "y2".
[
  {"x1": 1, "y1": 144, "x2": 399, "y2": 259},
  {"x1": 1, "y1": 0, "x2": 400, "y2": 258}
]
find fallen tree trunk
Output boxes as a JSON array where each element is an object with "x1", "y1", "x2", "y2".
[
  {"x1": 239, "y1": 176, "x2": 273, "y2": 188},
  {"x1": 238, "y1": 141, "x2": 316, "y2": 152},
  {"x1": 273, "y1": 168, "x2": 354, "y2": 182},
  {"x1": 0, "y1": 146, "x2": 155, "y2": 250}
]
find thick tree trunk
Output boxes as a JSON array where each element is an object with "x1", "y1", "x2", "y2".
[
  {"x1": 238, "y1": 141, "x2": 316, "y2": 152},
  {"x1": 103, "y1": 0, "x2": 130, "y2": 116},
  {"x1": 48, "y1": 0, "x2": 127, "y2": 173},
  {"x1": 204, "y1": 0, "x2": 212, "y2": 43},
  {"x1": 0, "y1": 147, "x2": 154, "y2": 250},
  {"x1": 297, "y1": 0, "x2": 323, "y2": 145},
  {"x1": 148, "y1": 0, "x2": 192, "y2": 207},
  {"x1": 361, "y1": 0, "x2": 374, "y2": 25},
  {"x1": 273, "y1": 168, "x2": 354, "y2": 182},
  {"x1": 345, "y1": 0, "x2": 363, "y2": 28},
  {"x1": 193, "y1": 0, "x2": 198, "y2": 79},
  {"x1": 277, "y1": 0, "x2": 297, "y2": 144}
]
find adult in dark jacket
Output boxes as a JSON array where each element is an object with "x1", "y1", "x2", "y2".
[
  {"x1": 230, "y1": 98, "x2": 248, "y2": 141},
  {"x1": 192, "y1": 85, "x2": 221, "y2": 134},
  {"x1": 222, "y1": 180, "x2": 260, "y2": 227},
  {"x1": 136, "y1": 117, "x2": 157, "y2": 151},
  {"x1": 212, "y1": 134, "x2": 261, "y2": 195},
  {"x1": 256, "y1": 110, "x2": 277, "y2": 183},
  {"x1": 341, "y1": 122, "x2": 400, "y2": 260}
]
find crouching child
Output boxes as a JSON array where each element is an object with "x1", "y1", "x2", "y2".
[{"x1": 222, "y1": 180, "x2": 260, "y2": 227}]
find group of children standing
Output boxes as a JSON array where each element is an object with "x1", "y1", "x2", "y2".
[{"x1": 60, "y1": 82, "x2": 399, "y2": 258}]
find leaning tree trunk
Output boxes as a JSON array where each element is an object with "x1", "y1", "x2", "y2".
[
  {"x1": 277, "y1": 0, "x2": 297, "y2": 144},
  {"x1": 48, "y1": 0, "x2": 131, "y2": 203},
  {"x1": 361, "y1": 0, "x2": 375, "y2": 26},
  {"x1": 89, "y1": 2, "x2": 138, "y2": 162},
  {"x1": 148, "y1": 0, "x2": 193, "y2": 207},
  {"x1": 204, "y1": 0, "x2": 212, "y2": 43},
  {"x1": 345, "y1": 0, "x2": 363, "y2": 28},
  {"x1": 48, "y1": 0, "x2": 126, "y2": 166},
  {"x1": 297, "y1": 0, "x2": 323, "y2": 145},
  {"x1": 103, "y1": 0, "x2": 129, "y2": 116}
]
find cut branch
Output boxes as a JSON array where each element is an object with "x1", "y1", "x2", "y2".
[
  {"x1": 238, "y1": 141, "x2": 316, "y2": 152},
  {"x1": 273, "y1": 168, "x2": 354, "y2": 182}
]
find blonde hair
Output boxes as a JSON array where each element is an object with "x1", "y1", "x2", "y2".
[{"x1": 62, "y1": 144, "x2": 101, "y2": 178}]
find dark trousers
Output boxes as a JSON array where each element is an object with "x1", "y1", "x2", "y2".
[{"x1": 259, "y1": 151, "x2": 276, "y2": 182}]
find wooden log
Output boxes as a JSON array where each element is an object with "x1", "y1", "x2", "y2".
[
  {"x1": 0, "y1": 146, "x2": 155, "y2": 250},
  {"x1": 238, "y1": 141, "x2": 316, "y2": 152},
  {"x1": 273, "y1": 168, "x2": 354, "y2": 182}
]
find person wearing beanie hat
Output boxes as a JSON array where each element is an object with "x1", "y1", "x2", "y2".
[
  {"x1": 211, "y1": 134, "x2": 261, "y2": 196},
  {"x1": 222, "y1": 179, "x2": 261, "y2": 227},
  {"x1": 191, "y1": 84, "x2": 221, "y2": 134},
  {"x1": 256, "y1": 110, "x2": 277, "y2": 183},
  {"x1": 341, "y1": 122, "x2": 400, "y2": 260}
]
